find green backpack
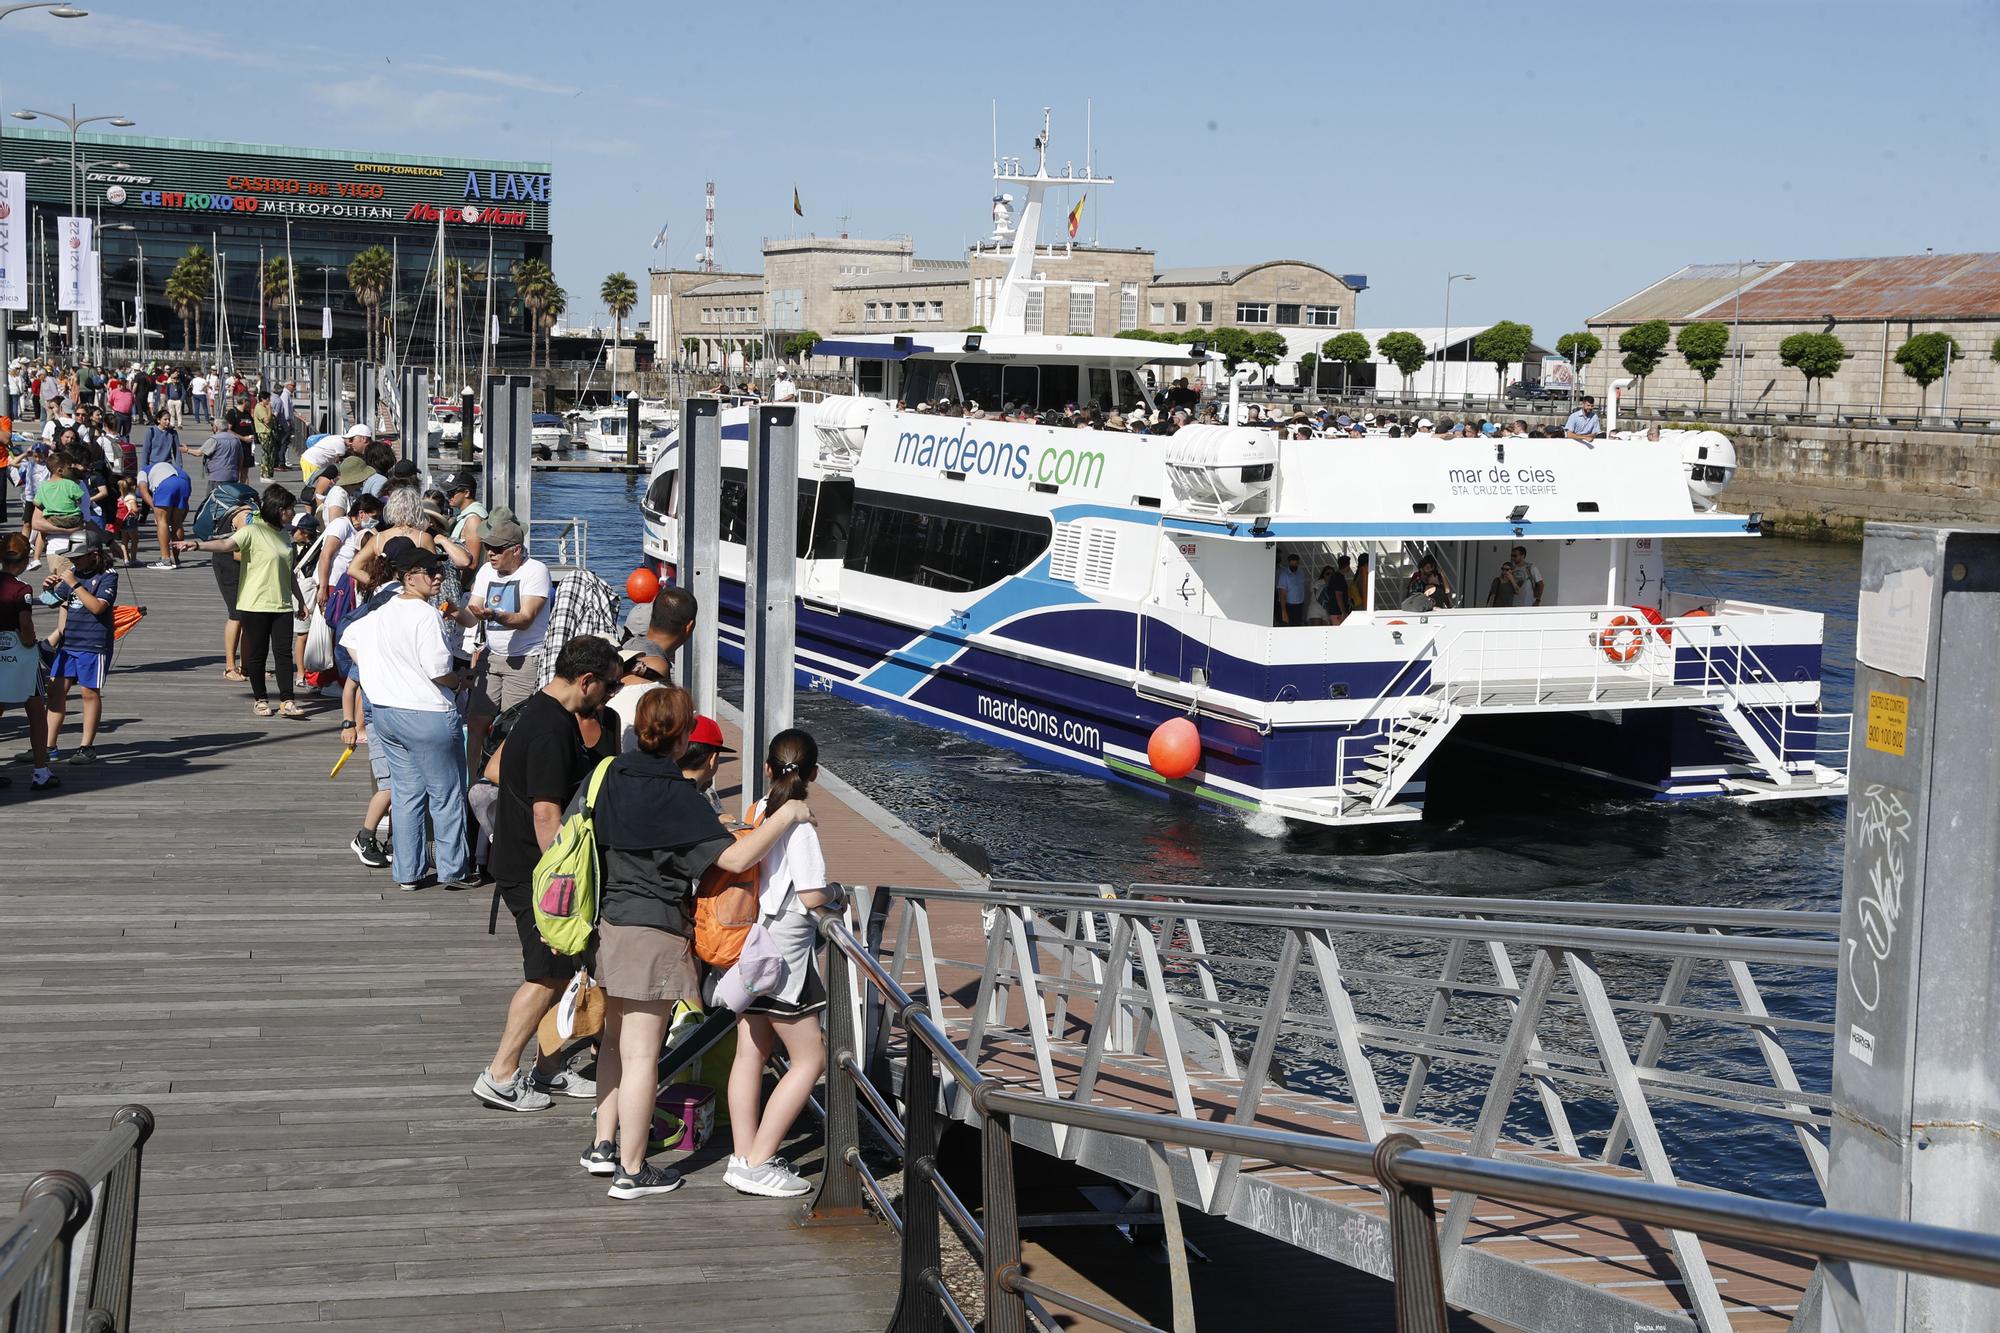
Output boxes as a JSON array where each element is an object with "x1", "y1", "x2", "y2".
[{"x1": 530, "y1": 757, "x2": 616, "y2": 955}]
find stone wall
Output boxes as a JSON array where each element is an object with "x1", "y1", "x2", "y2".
[{"x1": 1724, "y1": 421, "x2": 2000, "y2": 539}]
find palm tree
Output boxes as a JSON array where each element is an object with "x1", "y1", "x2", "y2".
[
  {"x1": 262, "y1": 256, "x2": 296, "y2": 353},
  {"x1": 346, "y1": 246, "x2": 394, "y2": 362},
  {"x1": 538, "y1": 284, "x2": 567, "y2": 369},
  {"x1": 599, "y1": 271, "x2": 637, "y2": 391},
  {"x1": 508, "y1": 258, "x2": 553, "y2": 368},
  {"x1": 165, "y1": 246, "x2": 214, "y2": 354}
]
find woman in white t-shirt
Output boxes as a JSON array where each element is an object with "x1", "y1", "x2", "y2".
[
  {"x1": 724, "y1": 727, "x2": 838, "y2": 1200},
  {"x1": 340, "y1": 538, "x2": 475, "y2": 891}
]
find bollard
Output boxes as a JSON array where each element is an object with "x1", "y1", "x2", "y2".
[
  {"x1": 676, "y1": 397, "x2": 721, "y2": 721},
  {"x1": 1823, "y1": 523, "x2": 2000, "y2": 1332},
  {"x1": 625, "y1": 396, "x2": 640, "y2": 468},
  {"x1": 740, "y1": 402, "x2": 798, "y2": 817},
  {"x1": 459, "y1": 387, "x2": 476, "y2": 464}
]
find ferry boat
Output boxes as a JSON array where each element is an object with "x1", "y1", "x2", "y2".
[{"x1": 637, "y1": 116, "x2": 1850, "y2": 826}]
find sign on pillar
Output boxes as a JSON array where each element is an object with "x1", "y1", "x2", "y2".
[
  {"x1": 481, "y1": 374, "x2": 533, "y2": 539},
  {"x1": 1823, "y1": 523, "x2": 2000, "y2": 1332},
  {"x1": 740, "y1": 401, "x2": 798, "y2": 817},
  {"x1": 676, "y1": 396, "x2": 722, "y2": 723}
]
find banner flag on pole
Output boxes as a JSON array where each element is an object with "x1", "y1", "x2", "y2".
[
  {"x1": 0, "y1": 173, "x2": 27, "y2": 311},
  {"x1": 322, "y1": 305, "x2": 333, "y2": 341},
  {"x1": 792, "y1": 186, "x2": 803, "y2": 218},
  {"x1": 76, "y1": 264, "x2": 101, "y2": 329},
  {"x1": 489, "y1": 312, "x2": 500, "y2": 346},
  {"x1": 1067, "y1": 194, "x2": 1086, "y2": 240},
  {"x1": 56, "y1": 216, "x2": 91, "y2": 312}
]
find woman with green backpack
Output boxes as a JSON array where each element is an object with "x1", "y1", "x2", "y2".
[{"x1": 581, "y1": 685, "x2": 812, "y2": 1201}]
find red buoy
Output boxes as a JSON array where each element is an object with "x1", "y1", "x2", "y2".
[
  {"x1": 1147, "y1": 717, "x2": 1201, "y2": 780},
  {"x1": 626, "y1": 567, "x2": 661, "y2": 604}
]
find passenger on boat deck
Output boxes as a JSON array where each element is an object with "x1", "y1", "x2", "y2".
[
  {"x1": 1349, "y1": 554, "x2": 1371, "y2": 610},
  {"x1": 1644, "y1": 424, "x2": 1662, "y2": 441},
  {"x1": 1508, "y1": 420, "x2": 1532, "y2": 437},
  {"x1": 1510, "y1": 546, "x2": 1545, "y2": 604},
  {"x1": 1564, "y1": 396, "x2": 1602, "y2": 441},
  {"x1": 1274, "y1": 553, "x2": 1308, "y2": 626},
  {"x1": 1405, "y1": 556, "x2": 1452, "y2": 609}
]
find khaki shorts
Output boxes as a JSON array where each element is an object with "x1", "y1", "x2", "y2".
[
  {"x1": 596, "y1": 923, "x2": 701, "y2": 1003},
  {"x1": 469, "y1": 651, "x2": 542, "y2": 718}
]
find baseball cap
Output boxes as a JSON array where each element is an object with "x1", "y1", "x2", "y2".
[
  {"x1": 1481, "y1": 421, "x2": 1500, "y2": 436},
  {"x1": 292, "y1": 511, "x2": 321, "y2": 533},
  {"x1": 389, "y1": 459, "x2": 420, "y2": 480},
  {"x1": 442, "y1": 470, "x2": 477, "y2": 495},
  {"x1": 1416, "y1": 417, "x2": 1434, "y2": 429},
  {"x1": 689, "y1": 714, "x2": 733, "y2": 754},
  {"x1": 344, "y1": 423, "x2": 374, "y2": 440}
]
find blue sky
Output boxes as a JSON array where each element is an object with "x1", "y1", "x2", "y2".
[{"x1": 6, "y1": 0, "x2": 1994, "y2": 340}]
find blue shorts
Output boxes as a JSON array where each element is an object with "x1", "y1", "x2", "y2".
[
  {"x1": 48, "y1": 647, "x2": 107, "y2": 689},
  {"x1": 152, "y1": 473, "x2": 191, "y2": 510}
]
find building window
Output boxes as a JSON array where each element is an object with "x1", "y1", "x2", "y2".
[
  {"x1": 1197, "y1": 301, "x2": 1213, "y2": 324},
  {"x1": 1149, "y1": 301, "x2": 1166, "y2": 325},
  {"x1": 1024, "y1": 279, "x2": 1044, "y2": 335},
  {"x1": 839, "y1": 264, "x2": 871, "y2": 276},
  {"x1": 1236, "y1": 302, "x2": 1271, "y2": 324},
  {"x1": 1305, "y1": 305, "x2": 1341, "y2": 327},
  {"x1": 1119, "y1": 282, "x2": 1139, "y2": 331},
  {"x1": 1069, "y1": 287, "x2": 1096, "y2": 334},
  {"x1": 896, "y1": 302, "x2": 911, "y2": 321},
  {"x1": 929, "y1": 301, "x2": 944, "y2": 321},
  {"x1": 864, "y1": 303, "x2": 877, "y2": 323},
  {"x1": 1275, "y1": 303, "x2": 1301, "y2": 325},
  {"x1": 1172, "y1": 302, "x2": 1187, "y2": 324}
]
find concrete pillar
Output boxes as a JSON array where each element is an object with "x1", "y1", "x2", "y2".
[
  {"x1": 481, "y1": 374, "x2": 533, "y2": 539},
  {"x1": 740, "y1": 401, "x2": 798, "y2": 817},
  {"x1": 676, "y1": 396, "x2": 721, "y2": 725},
  {"x1": 327, "y1": 362, "x2": 345, "y2": 434},
  {"x1": 399, "y1": 367, "x2": 430, "y2": 476},
  {"x1": 1823, "y1": 522, "x2": 2000, "y2": 1332}
]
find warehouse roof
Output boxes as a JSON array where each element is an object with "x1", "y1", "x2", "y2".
[{"x1": 1592, "y1": 253, "x2": 2000, "y2": 324}]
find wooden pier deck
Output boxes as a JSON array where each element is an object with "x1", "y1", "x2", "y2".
[{"x1": 0, "y1": 558, "x2": 934, "y2": 1331}]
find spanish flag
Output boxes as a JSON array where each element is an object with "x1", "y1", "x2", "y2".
[
  {"x1": 792, "y1": 186, "x2": 803, "y2": 218},
  {"x1": 1067, "y1": 193, "x2": 1085, "y2": 239}
]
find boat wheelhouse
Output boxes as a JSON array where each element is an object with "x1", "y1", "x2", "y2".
[{"x1": 637, "y1": 115, "x2": 1848, "y2": 826}]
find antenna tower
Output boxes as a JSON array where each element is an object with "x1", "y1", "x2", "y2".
[{"x1": 703, "y1": 181, "x2": 716, "y2": 272}]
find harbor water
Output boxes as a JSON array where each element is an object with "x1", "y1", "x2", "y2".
[{"x1": 537, "y1": 469, "x2": 1857, "y2": 1202}]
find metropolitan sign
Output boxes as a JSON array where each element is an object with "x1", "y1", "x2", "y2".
[
  {"x1": 0, "y1": 172, "x2": 25, "y2": 310},
  {"x1": 56, "y1": 215, "x2": 91, "y2": 312}
]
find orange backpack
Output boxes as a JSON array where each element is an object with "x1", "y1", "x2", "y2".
[{"x1": 693, "y1": 807, "x2": 763, "y2": 968}]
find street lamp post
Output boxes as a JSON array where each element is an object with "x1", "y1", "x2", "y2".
[
  {"x1": 1728, "y1": 258, "x2": 1756, "y2": 418},
  {"x1": 1437, "y1": 272, "x2": 1474, "y2": 400},
  {"x1": 101, "y1": 220, "x2": 131, "y2": 360},
  {"x1": 39, "y1": 153, "x2": 131, "y2": 362},
  {"x1": 0, "y1": 5, "x2": 89, "y2": 382},
  {"x1": 11, "y1": 101, "x2": 133, "y2": 356}
]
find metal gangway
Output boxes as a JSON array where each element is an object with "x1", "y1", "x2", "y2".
[{"x1": 798, "y1": 881, "x2": 2000, "y2": 1333}]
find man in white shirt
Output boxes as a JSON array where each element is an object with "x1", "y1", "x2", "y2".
[
  {"x1": 1509, "y1": 545, "x2": 1545, "y2": 605},
  {"x1": 451, "y1": 507, "x2": 551, "y2": 749},
  {"x1": 771, "y1": 371, "x2": 797, "y2": 401},
  {"x1": 301, "y1": 423, "x2": 371, "y2": 485},
  {"x1": 190, "y1": 372, "x2": 209, "y2": 424}
]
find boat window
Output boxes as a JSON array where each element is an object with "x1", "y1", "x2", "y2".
[
  {"x1": 643, "y1": 469, "x2": 677, "y2": 519},
  {"x1": 720, "y1": 469, "x2": 856, "y2": 560},
  {"x1": 1001, "y1": 365, "x2": 1039, "y2": 410},
  {"x1": 956, "y1": 361, "x2": 1006, "y2": 413},
  {"x1": 842, "y1": 489, "x2": 1051, "y2": 591},
  {"x1": 856, "y1": 360, "x2": 887, "y2": 399},
  {"x1": 1085, "y1": 366, "x2": 1114, "y2": 412},
  {"x1": 1117, "y1": 369, "x2": 1153, "y2": 411},
  {"x1": 1038, "y1": 364, "x2": 1079, "y2": 411},
  {"x1": 900, "y1": 358, "x2": 956, "y2": 407}
]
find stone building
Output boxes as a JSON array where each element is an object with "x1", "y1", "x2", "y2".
[
  {"x1": 1587, "y1": 253, "x2": 2000, "y2": 418},
  {"x1": 653, "y1": 237, "x2": 1363, "y2": 378}
]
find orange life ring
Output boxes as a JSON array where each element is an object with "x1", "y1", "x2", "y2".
[{"x1": 1598, "y1": 614, "x2": 1644, "y2": 663}]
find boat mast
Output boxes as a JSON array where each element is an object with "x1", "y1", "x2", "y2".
[{"x1": 986, "y1": 107, "x2": 1113, "y2": 337}]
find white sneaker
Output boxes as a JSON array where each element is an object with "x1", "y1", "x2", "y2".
[
  {"x1": 147, "y1": 561, "x2": 178, "y2": 571},
  {"x1": 724, "y1": 1157, "x2": 810, "y2": 1198},
  {"x1": 25, "y1": 559, "x2": 40, "y2": 572}
]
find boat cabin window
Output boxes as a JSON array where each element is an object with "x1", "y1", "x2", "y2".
[
  {"x1": 719, "y1": 469, "x2": 856, "y2": 561},
  {"x1": 856, "y1": 359, "x2": 888, "y2": 399},
  {"x1": 843, "y1": 490, "x2": 1051, "y2": 591},
  {"x1": 899, "y1": 358, "x2": 956, "y2": 407}
]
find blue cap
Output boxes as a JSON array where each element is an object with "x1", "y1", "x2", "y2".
[{"x1": 1481, "y1": 422, "x2": 1500, "y2": 436}]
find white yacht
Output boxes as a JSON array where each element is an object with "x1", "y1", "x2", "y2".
[
  {"x1": 637, "y1": 115, "x2": 1848, "y2": 826},
  {"x1": 576, "y1": 399, "x2": 675, "y2": 459}
]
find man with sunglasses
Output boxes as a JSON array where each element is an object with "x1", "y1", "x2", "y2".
[
  {"x1": 610, "y1": 644, "x2": 672, "y2": 754},
  {"x1": 620, "y1": 584, "x2": 697, "y2": 683},
  {"x1": 456, "y1": 508, "x2": 550, "y2": 767}
]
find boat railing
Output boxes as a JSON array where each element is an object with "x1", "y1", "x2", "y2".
[
  {"x1": 529, "y1": 516, "x2": 588, "y2": 572},
  {"x1": 795, "y1": 882, "x2": 1966, "y2": 1333}
]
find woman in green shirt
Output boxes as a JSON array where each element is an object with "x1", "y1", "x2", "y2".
[{"x1": 179, "y1": 484, "x2": 306, "y2": 718}]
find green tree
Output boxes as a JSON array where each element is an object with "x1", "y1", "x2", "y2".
[
  {"x1": 780, "y1": 329, "x2": 822, "y2": 362},
  {"x1": 1617, "y1": 320, "x2": 1672, "y2": 410},
  {"x1": 1893, "y1": 332, "x2": 1962, "y2": 413},
  {"x1": 962, "y1": 324, "x2": 986, "y2": 334},
  {"x1": 1472, "y1": 320, "x2": 1535, "y2": 396},
  {"x1": 1247, "y1": 330, "x2": 1287, "y2": 372},
  {"x1": 1375, "y1": 330, "x2": 1428, "y2": 395},
  {"x1": 262, "y1": 256, "x2": 296, "y2": 352},
  {"x1": 165, "y1": 246, "x2": 214, "y2": 354},
  {"x1": 537, "y1": 283, "x2": 567, "y2": 368},
  {"x1": 1991, "y1": 334, "x2": 2000, "y2": 364},
  {"x1": 599, "y1": 271, "x2": 638, "y2": 388},
  {"x1": 1320, "y1": 330, "x2": 1371, "y2": 395},
  {"x1": 1206, "y1": 326, "x2": 1255, "y2": 371},
  {"x1": 1294, "y1": 352, "x2": 1317, "y2": 391},
  {"x1": 508, "y1": 258, "x2": 554, "y2": 368},
  {"x1": 1675, "y1": 321, "x2": 1731, "y2": 407},
  {"x1": 345, "y1": 245, "x2": 394, "y2": 362},
  {"x1": 1778, "y1": 332, "x2": 1847, "y2": 408},
  {"x1": 680, "y1": 336, "x2": 698, "y2": 365},
  {"x1": 1555, "y1": 330, "x2": 1602, "y2": 371}
]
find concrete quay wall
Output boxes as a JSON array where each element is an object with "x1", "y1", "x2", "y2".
[{"x1": 1726, "y1": 421, "x2": 2000, "y2": 540}]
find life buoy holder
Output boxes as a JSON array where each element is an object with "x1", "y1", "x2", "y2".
[{"x1": 1598, "y1": 614, "x2": 1644, "y2": 663}]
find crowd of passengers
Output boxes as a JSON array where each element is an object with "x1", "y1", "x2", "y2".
[
  {"x1": 893, "y1": 385, "x2": 1628, "y2": 445},
  {"x1": 1271, "y1": 541, "x2": 1548, "y2": 627}
]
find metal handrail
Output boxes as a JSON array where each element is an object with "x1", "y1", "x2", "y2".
[
  {"x1": 807, "y1": 902, "x2": 2000, "y2": 1333},
  {"x1": 1, "y1": 1105, "x2": 154, "y2": 1333}
]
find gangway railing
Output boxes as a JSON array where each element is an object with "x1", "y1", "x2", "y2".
[
  {"x1": 805, "y1": 895, "x2": 2000, "y2": 1333},
  {"x1": 528, "y1": 516, "x2": 589, "y2": 572},
  {"x1": 810, "y1": 883, "x2": 1882, "y2": 1331},
  {"x1": 0, "y1": 1105, "x2": 155, "y2": 1333}
]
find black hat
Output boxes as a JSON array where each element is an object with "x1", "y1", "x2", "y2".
[
  {"x1": 389, "y1": 459, "x2": 421, "y2": 479},
  {"x1": 442, "y1": 470, "x2": 477, "y2": 495},
  {"x1": 383, "y1": 535, "x2": 443, "y2": 574}
]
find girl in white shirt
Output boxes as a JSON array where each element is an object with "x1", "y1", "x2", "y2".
[{"x1": 724, "y1": 727, "x2": 837, "y2": 1199}]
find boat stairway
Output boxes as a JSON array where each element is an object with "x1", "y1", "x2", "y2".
[{"x1": 1694, "y1": 710, "x2": 1849, "y2": 804}]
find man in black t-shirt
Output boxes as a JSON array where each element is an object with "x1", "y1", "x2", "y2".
[{"x1": 472, "y1": 634, "x2": 623, "y2": 1113}]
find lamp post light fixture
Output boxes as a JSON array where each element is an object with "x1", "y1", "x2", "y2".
[
  {"x1": 12, "y1": 102, "x2": 134, "y2": 352},
  {"x1": 1437, "y1": 272, "x2": 1474, "y2": 399},
  {"x1": 0, "y1": 5, "x2": 92, "y2": 368}
]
